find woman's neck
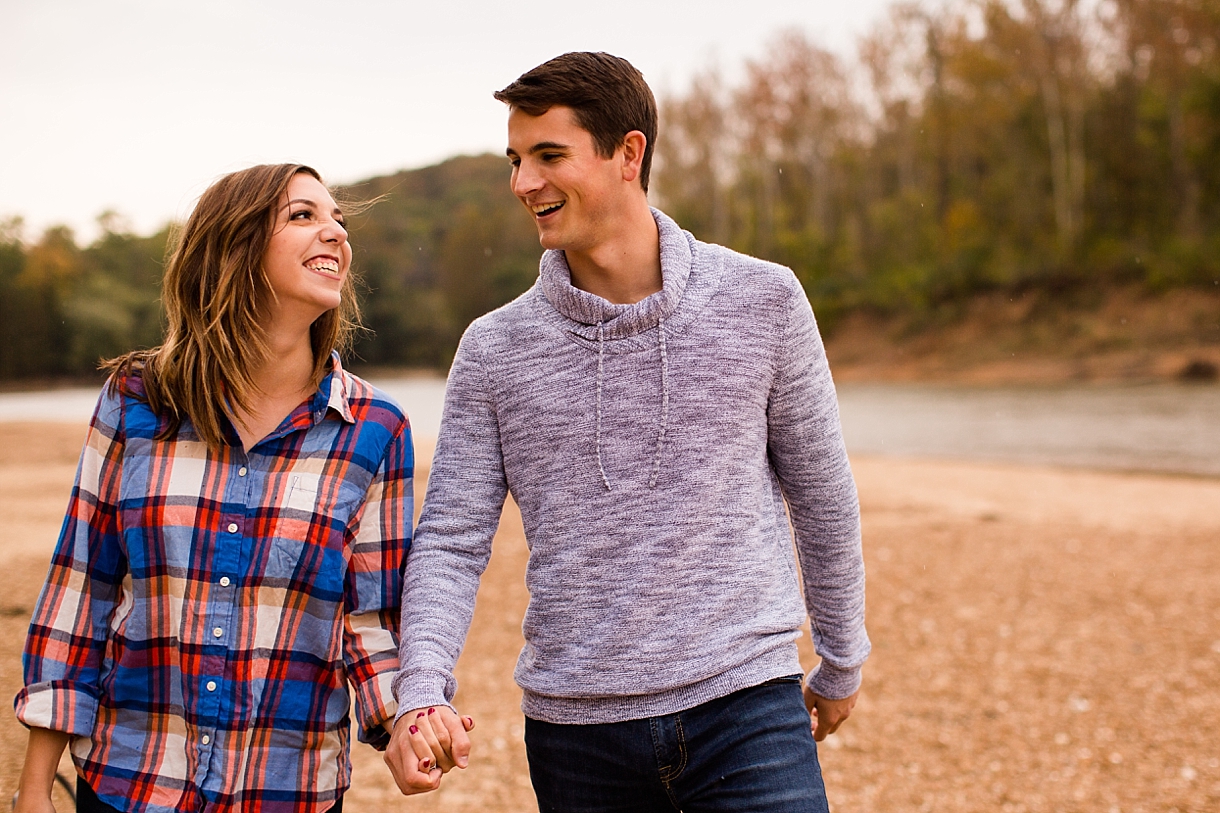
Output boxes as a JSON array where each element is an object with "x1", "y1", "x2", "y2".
[{"x1": 230, "y1": 323, "x2": 319, "y2": 452}]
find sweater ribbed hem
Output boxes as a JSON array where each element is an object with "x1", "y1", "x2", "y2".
[{"x1": 520, "y1": 645, "x2": 804, "y2": 725}]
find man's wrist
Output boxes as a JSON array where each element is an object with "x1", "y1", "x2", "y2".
[{"x1": 806, "y1": 661, "x2": 862, "y2": 700}]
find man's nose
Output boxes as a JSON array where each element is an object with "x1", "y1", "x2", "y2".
[{"x1": 512, "y1": 161, "x2": 542, "y2": 196}]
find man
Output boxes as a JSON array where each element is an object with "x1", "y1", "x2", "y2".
[{"x1": 385, "y1": 52, "x2": 870, "y2": 811}]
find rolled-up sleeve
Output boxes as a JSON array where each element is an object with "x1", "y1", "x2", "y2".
[
  {"x1": 342, "y1": 419, "x2": 413, "y2": 750},
  {"x1": 16, "y1": 387, "x2": 128, "y2": 736}
]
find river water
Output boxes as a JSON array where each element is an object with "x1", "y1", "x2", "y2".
[{"x1": 1, "y1": 379, "x2": 1216, "y2": 477}]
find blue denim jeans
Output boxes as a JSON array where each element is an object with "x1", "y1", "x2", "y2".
[{"x1": 525, "y1": 676, "x2": 829, "y2": 812}]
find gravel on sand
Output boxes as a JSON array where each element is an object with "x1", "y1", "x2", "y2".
[{"x1": 1, "y1": 423, "x2": 1217, "y2": 812}]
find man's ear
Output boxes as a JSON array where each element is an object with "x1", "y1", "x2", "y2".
[{"x1": 619, "y1": 130, "x2": 647, "y2": 185}]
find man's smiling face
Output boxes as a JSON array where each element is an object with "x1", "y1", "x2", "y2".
[{"x1": 506, "y1": 105, "x2": 627, "y2": 254}]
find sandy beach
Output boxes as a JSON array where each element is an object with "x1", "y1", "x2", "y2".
[{"x1": 1, "y1": 422, "x2": 1217, "y2": 812}]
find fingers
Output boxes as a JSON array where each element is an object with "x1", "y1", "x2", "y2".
[
  {"x1": 418, "y1": 706, "x2": 474, "y2": 771},
  {"x1": 442, "y1": 710, "x2": 474, "y2": 770},
  {"x1": 408, "y1": 718, "x2": 448, "y2": 777},
  {"x1": 812, "y1": 709, "x2": 836, "y2": 742},
  {"x1": 383, "y1": 714, "x2": 443, "y2": 796},
  {"x1": 413, "y1": 708, "x2": 456, "y2": 771},
  {"x1": 805, "y1": 688, "x2": 860, "y2": 742}
]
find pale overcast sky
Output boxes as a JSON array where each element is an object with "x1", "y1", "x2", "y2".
[{"x1": 3, "y1": 0, "x2": 893, "y2": 242}]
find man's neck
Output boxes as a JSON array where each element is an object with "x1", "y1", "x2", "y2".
[{"x1": 564, "y1": 202, "x2": 662, "y2": 306}]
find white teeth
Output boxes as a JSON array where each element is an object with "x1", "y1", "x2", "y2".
[
  {"x1": 532, "y1": 202, "x2": 564, "y2": 215},
  {"x1": 306, "y1": 260, "x2": 340, "y2": 274}
]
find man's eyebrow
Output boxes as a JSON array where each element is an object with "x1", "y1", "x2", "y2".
[
  {"x1": 528, "y1": 141, "x2": 570, "y2": 154},
  {"x1": 506, "y1": 142, "x2": 571, "y2": 157}
]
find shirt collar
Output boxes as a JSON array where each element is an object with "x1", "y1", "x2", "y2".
[
  {"x1": 538, "y1": 208, "x2": 692, "y2": 340},
  {"x1": 316, "y1": 350, "x2": 356, "y2": 425}
]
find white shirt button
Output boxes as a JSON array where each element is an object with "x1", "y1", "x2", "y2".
[
  {"x1": 219, "y1": 577, "x2": 231, "y2": 587},
  {"x1": 238, "y1": 467, "x2": 248, "y2": 476},
  {"x1": 212, "y1": 627, "x2": 223, "y2": 638},
  {"x1": 206, "y1": 681, "x2": 217, "y2": 692},
  {"x1": 226, "y1": 522, "x2": 238, "y2": 533},
  {"x1": 201, "y1": 734, "x2": 211, "y2": 745}
]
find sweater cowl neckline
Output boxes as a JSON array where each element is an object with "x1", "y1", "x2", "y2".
[{"x1": 538, "y1": 209, "x2": 692, "y2": 341}]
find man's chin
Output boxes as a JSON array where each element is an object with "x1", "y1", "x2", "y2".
[{"x1": 536, "y1": 230, "x2": 565, "y2": 251}]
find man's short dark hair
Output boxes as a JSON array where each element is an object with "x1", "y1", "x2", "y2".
[{"x1": 494, "y1": 52, "x2": 658, "y2": 192}]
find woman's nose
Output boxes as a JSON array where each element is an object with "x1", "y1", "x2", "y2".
[{"x1": 321, "y1": 218, "x2": 347, "y2": 243}]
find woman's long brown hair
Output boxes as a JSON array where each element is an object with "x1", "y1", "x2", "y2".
[{"x1": 105, "y1": 163, "x2": 362, "y2": 451}]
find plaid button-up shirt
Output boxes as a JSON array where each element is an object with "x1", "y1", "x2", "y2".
[{"x1": 15, "y1": 357, "x2": 411, "y2": 812}]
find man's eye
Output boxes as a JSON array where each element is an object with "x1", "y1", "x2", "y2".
[
  {"x1": 508, "y1": 158, "x2": 520, "y2": 168},
  {"x1": 541, "y1": 153, "x2": 561, "y2": 161}
]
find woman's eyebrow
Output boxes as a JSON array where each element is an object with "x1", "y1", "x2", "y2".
[{"x1": 282, "y1": 198, "x2": 343, "y2": 218}]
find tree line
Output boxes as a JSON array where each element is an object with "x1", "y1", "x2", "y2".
[
  {"x1": 656, "y1": 0, "x2": 1220, "y2": 323},
  {"x1": 2, "y1": 0, "x2": 1216, "y2": 382}
]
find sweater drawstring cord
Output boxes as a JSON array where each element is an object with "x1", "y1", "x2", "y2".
[
  {"x1": 648, "y1": 316, "x2": 668, "y2": 489},
  {"x1": 595, "y1": 321, "x2": 612, "y2": 491}
]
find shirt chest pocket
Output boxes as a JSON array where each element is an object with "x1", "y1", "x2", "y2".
[
  {"x1": 267, "y1": 472, "x2": 357, "y2": 588},
  {"x1": 285, "y1": 474, "x2": 321, "y2": 513}
]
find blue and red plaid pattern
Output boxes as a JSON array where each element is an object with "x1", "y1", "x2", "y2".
[{"x1": 15, "y1": 356, "x2": 412, "y2": 812}]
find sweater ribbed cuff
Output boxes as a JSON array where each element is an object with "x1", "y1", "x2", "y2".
[
  {"x1": 805, "y1": 660, "x2": 862, "y2": 701},
  {"x1": 392, "y1": 668, "x2": 457, "y2": 723}
]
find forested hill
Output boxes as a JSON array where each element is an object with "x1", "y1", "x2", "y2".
[
  {"x1": 0, "y1": 154, "x2": 543, "y2": 381},
  {"x1": 339, "y1": 154, "x2": 540, "y2": 368}
]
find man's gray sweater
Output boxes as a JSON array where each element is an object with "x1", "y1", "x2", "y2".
[{"x1": 393, "y1": 209, "x2": 869, "y2": 725}]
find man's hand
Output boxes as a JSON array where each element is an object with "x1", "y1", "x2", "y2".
[
  {"x1": 803, "y1": 685, "x2": 859, "y2": 742},
  {"x1": 383, "y1": 707, "x2": 475, "y2": 795}
]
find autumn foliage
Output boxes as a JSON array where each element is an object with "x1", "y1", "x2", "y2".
[
  {"x1": 656, "y1": 0, "x2": 1220, "y2": 323},
  {"x1": 2, "y1": 0, "x2": 1217, "y2": 380}
]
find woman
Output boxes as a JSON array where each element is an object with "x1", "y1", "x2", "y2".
[{"x1": 14, "y1": 164, "x2": 450, "y2": 812}]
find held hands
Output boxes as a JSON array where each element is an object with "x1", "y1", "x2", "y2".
[
  {"x1": 383, "y1": 706, "x2": 475, "y2": 795},
  {"x1": 803, "y1": 684, "x2": 859, "y2": 742}
]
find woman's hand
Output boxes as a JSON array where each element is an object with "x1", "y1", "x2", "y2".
[{"x1": 383, "y1": 707, "x2": 475, "y2": 795}]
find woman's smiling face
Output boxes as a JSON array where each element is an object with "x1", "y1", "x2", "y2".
[{"x1": 262, "y1": 172, "x2": 351, "y2": 324}]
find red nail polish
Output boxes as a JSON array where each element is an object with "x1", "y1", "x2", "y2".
[
  {"x1": 417, "y1": 711, "x2": 425, "y2": 718},
  {"x1": 421, "y1": 758, "x2": 431, "y2": 770},
  {"x1": 427, "y1": 707, "x2": 436, "y2": 715},
  {"x1": 409, "y1": 725, "x2": 418, "y2": 735}
]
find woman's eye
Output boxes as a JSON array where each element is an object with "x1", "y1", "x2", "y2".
[{"x1": 290, "y1": 210, "x2": 312, "y2": 221}]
